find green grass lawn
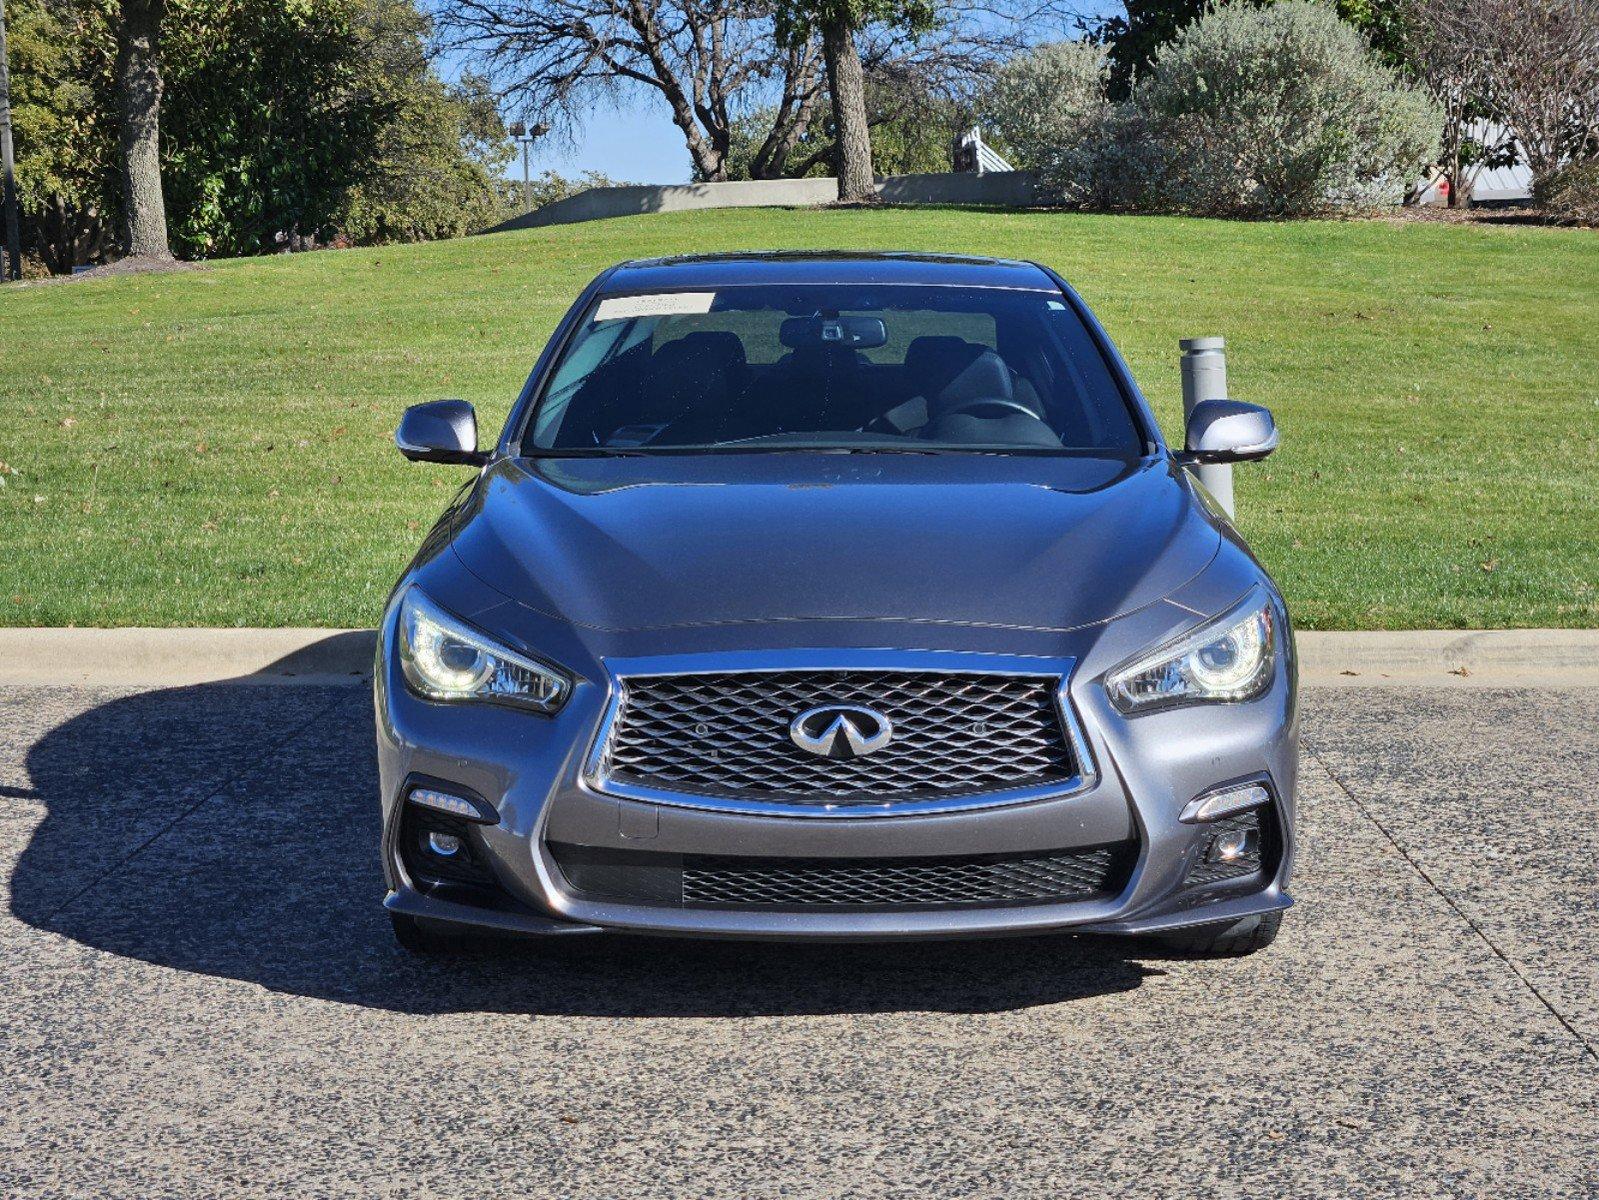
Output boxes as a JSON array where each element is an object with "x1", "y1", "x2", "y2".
[{"x1": 2, "y1": 206, "x2": 1596, "y2": 629}]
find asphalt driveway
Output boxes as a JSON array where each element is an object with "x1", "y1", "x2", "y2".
[{"x1": 0, "y1": 682, "x2": 1594, "y2": 1199}]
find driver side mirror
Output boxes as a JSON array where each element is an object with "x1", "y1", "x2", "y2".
[
  {"x1": 1182, "y1": 399, "x2": 1278, "y2": 464},
  {"x1": 396, "y1": 400, "x2": 487, "y2": 466}
]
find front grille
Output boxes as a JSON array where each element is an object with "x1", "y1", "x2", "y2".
[
  {"x1": 551, "y1": 842, "x2": 1135, "y2": 908},
  {"x1": 601, "y1": 669, "x2": 1076, "y2": 805}
]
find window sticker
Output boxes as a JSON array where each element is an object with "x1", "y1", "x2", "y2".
[{"x1": 593, "y1": 292, "x2": 717, "y2": 321}]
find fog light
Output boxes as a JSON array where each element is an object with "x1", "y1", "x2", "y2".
[
  {"x1": 409, "y1": 786, "x2": 492, "y2": 822},
  {"x1": 1207, "y1": 827, "x2": 1257, "y2": 863},
  {"x1": 1180, "y1": 781, "x2": 1271, "y2": 823},
  {"x1": 427, "y1": 831, "x2": 463, "y2": 857}
]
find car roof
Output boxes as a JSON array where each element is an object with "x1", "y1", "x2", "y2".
[{"x1": 599, "y1": 251, "x2": 1060, "y2": 294}]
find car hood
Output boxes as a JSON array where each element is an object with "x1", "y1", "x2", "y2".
[{"x1": 449, "y1": 453, "x2": 1220, "y2": 633}]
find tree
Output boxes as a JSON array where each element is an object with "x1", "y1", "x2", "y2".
[
  {"x1": 11, "y1": 0, "x2": 515, "y2": 270},
  {"x1": 1093, "y1": 0, "x2": 1410, "y2": 97},
  {"x1": 339, "y1": 62, "x2": 516, "y2": 242},
  {"x1": 722, "y1": 72, "x2": 967, "y2": 180},
  {"x1": 1477, "y1": 0, "x2": 1599, "y2": 184},
  {"x1": 435, "y1": 0, "x2": 826, "y2": 184},
  {"x1": 2, "y1": 0, "x2": 24, "y2": 279},
  {"x1": 113, "y1": 0, "x2": 170, "y2": 257},
  {"x1": 7, "y1": 0, "x2": 119, "y2": 272},
  {"x1": 158, "y1": 0, "x2": 513, "y2": 255},
  {"x1": 1397, "y1": 0, "x2": 1513, "y2": 206},
  {"x1": 1400, "y1": 0, "x2": 1598, "y2": 200},
  {"x1": 1050, "y1": 1, "x2": 1440, "y2": 216},
  {"x1": 438, "y1": 0, "x2": 1031, "y2": 192},
  {"x1": 773, "y1": 0, "x2": 937, "y2": 201},
  {"x1": 979, "y1": 41, "x2": 1109, "y2": 171}
]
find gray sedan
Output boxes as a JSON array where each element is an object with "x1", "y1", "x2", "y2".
[{"x1": 376, "y1": 251, "x2": 1295, "y2": 958}]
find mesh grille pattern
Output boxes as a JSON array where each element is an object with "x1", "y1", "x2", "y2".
[
  {"x1": 399, "y1": 807, "x2": 494, "y2": 887},
  {"x1": 680, "y1": 845, "x2": 1128, "y2": 907},
  {"x1": 603, "y1": 669, "x2": 1074, "y2": 804},
  {"x1": 1186, "y1": 810, "x2": 1267, "y2": 886}
]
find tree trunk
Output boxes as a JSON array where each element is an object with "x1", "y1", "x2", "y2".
[
  {"x1": 114, "y1": 0, "x2": 171, "y2": 260},
  {"x1": 750, "y1": 42, "x2": 825, "y2": 179},
  {"x1": 819, "y1": 18, "x2": 874, "y2": 203},
  {"x1": 1, "y1": 0, "x2": 24, "y2": 280}
]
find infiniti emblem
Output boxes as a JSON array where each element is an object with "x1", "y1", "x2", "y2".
[{"x1": 788, "y1": 705, "x2": 894, "y2": 760}]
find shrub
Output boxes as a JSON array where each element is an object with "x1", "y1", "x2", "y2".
[
  {"x1": 1132, "y1": 1, "x2": 1442, "y2": 216},
  {"x1": 980, "y1": 42, "x2": 1111, "y2": 173},
  {"x1": 1534, "y1": 160, "x2": 1599, "y2": 227},
  {"x1": 1042, "y1": 1, "x2": 1443, "y2": 217}
]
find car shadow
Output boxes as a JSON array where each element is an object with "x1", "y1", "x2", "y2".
[{"x1": 8, "y1": 649, "x2": 1157, "y2": 1017}]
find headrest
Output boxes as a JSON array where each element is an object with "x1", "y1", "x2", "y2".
[
  {"x1": 905, "y1": 337, "x2": 985, "y2": 394},
  {"x1": 652, "y1": 331, "x2": 747, "y2": 374},
  {"x1": 903, "y1": 337, "x2": 1015, "y2": 417},
  {"x1": 647, "y1": 332, "x2": 746, "y2": 408},
  {"x1": 931, "y1": 354, "x2": 1014, "y2": 415}
]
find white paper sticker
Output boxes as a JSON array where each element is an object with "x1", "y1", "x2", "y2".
[{"x1": 593, "y1": 292, "x2": 717, "y2": 321}]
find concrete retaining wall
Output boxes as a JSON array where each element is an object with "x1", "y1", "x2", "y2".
[{"x1": 486, "y1": 171, "x2": 1046, "y2": 232}]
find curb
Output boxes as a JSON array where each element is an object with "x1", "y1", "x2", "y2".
[
  {"x1": 1, "y1": 628, "x2": 1597, "y2": 688},
  {"x1": 0, "y1": 628, "x2": 376, "y2": 687},
  {"x1": 1293, "y1": 629, "x2": 1599, "y2": 687}
]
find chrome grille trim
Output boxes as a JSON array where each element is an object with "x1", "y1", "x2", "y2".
[{"x1": 581, "y1": 650, "x2": 1098, "y2": 819}]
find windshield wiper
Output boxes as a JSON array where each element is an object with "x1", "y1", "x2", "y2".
[{"x1": 524, "y1": 444, "x2": 1055, "y2": 458}]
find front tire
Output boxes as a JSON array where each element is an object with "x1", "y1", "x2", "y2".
[{"x1": 1155, "y1": 910, "x2": 1282, "y2": 957}]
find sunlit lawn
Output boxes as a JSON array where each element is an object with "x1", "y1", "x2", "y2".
[{"x1": 1, "y1": 205, "x2": 1595, "y2": 628}]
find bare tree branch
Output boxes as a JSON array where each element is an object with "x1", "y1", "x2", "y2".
[
  {"x1": 435, "y1": 0, "x2": 814, "y2": 180},
  {"x1": 1401, "y1": 0, "x2": 1599, "y2": 197},
  {"x1": 433, "y1": 0, "x2": 1052, "y2": 183}
]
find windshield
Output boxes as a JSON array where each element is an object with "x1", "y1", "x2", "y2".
[{"x1": 526, "y1": 284, "x2": 1144, "y2": 455}]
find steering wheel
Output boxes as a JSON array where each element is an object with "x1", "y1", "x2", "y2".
[{"x1": 941, "y1": 398, "x2": 1044, "y2": 421}]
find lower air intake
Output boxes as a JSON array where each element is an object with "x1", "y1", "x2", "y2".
[
  {"x1": 399, "y1": 806, "x2": 496, "y2": 889},
  {"x1": 552, "y1": 842, "x2": 1135, "y2": 908},
  {"x1": 1185, "y1": 807, "x2": 1277, "y2": 887}
]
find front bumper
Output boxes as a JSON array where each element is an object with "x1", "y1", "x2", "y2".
[{"x1": 375, "y1": 587, "x2": 1299, "y2": 943}]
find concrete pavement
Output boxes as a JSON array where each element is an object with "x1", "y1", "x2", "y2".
[{"x1": 0, "y1": 683, "x2": 1594, "y2": 1198}]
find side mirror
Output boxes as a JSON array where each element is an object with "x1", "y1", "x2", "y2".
[
  {"x1": 1183, "y1": 399, "x2": 1278, "y2": 464},
  {"x1": 396, "y1": 400, "x2": 487, "y2": 465}
]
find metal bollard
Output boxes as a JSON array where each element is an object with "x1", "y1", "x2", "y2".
[{"x1": 1179, "y1": 336, "x2": 1234, "y2": 516}]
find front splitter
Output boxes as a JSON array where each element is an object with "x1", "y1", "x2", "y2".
[{"x1": 385, "y1": 881, "x2": 1291, "y2": 943}]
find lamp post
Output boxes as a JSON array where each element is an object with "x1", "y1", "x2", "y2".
[
  {"x1": 507, "y1": 120, "x2": 549, "y2": 215},
  {"x1": 1179, "y1": 336, "x2": 1235, "y2": 515},
  {"x1": 0, "y1": 0, "x2": 23, "y2": 281}
]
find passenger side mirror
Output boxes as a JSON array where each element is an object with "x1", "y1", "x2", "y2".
[
  {"x1": 1182, "y1": 399, "x2": 1278, "y2": 464},
  {"x1": 396, "y1": 400, "x2": 487, "y2": 466}
]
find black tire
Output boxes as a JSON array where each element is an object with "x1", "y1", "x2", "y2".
[
  {"x1": 390, "y1": 911, "x2": 462, "y2": 954},
  {"x1": 1155, "y1": 910, "x2": 1282, "y2": 958}
]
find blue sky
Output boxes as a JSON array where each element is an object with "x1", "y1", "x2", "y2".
[{"x1": 520, "y1": 103, "x2": 690, "y2": 185}]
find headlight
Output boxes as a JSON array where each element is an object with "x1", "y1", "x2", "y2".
[
  {"x1": 397, "y1": 588, "x2": 570, "y2": 713},
  {"x1": 1106, "y1": 589, "x2": 1277, "y2": 714}
]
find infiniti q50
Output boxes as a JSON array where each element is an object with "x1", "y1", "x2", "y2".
[{"x1": 376, "y1": 252, "x2": 1296, "y2": 958}]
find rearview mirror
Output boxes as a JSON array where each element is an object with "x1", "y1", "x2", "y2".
[
  {"x1": 1183, "y1": 399, "x2": 1278, "y2": 464},
  {"x1": 396, "y1": 400, "x2": 487, "y2": 465},
  {"x1": 779, "y1": 315, "x2": 888, "y2": 351}
]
